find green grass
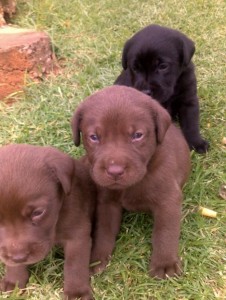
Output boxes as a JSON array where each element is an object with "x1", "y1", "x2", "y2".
[{"x1": 0, "y1": 0, "x2": 226, "y2": 299}]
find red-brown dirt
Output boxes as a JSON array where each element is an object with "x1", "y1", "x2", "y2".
[{"x1": 0, "y1": 27, "x2": 55, "y2": 100}]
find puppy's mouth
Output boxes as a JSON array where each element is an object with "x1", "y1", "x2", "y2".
[
  {"x1": 134, "y1": 80, "x2": 172, "y2": 104},
  {"x1": 91, "y1": 162, "x2": 147, "y2": 189},
  {"x1": 93, "y1": 174, "x2": 129, "y2": 190},
  {"x1": 105, "y1": 181, "x2": 127, "y2": 190},
  {"x1": 2, "y1": 260, "x2": 32, "y2": 267},
  {"x1": 141, "y1": 87, "x2": 169, "y2": 104},
  {"x1": 141, "y1": 89, "x2": 153, "y2": 96}
]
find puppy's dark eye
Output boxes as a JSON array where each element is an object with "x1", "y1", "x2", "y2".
[
  {"x1": 158, "y1": 63, "x2": 169, "y2": 71},
  {"x1": 131, "y1": 132, "x2": 143, "y2": 141},
  {"x1": 31, "y1": 209, "x2": 45, "y2": 223},
  {"x1": 89, "y1": 134, "x2": 99, "y2": 143}
]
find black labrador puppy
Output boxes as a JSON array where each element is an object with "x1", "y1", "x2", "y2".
[{"x1": 115, "y1": 24, "x2": 209, "y2": 154}]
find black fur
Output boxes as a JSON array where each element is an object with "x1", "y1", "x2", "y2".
[{"x1": 115, "y1": 24, "x2": 209, "y2": 153}]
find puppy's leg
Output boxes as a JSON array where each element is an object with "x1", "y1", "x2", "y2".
[
  {"x1": 0, "y1": 265, "x2": 29, "y2": 291},
  {"x1": 149, "y1": 191, "x2": 182, "y2": 279},
  {"x1": 63, "y1": 224, "x2": 93, "y2": 300},
  {"x1": 90, "y1": 190, "x2": 123, "y2": 275},
  {"x1": 178, "y1": 99, "x2": 209, "y2": 153}
]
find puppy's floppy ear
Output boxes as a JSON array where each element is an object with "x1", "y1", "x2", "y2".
[
  {"x1": 149, "y1": 100, "x2": 171, "y2": 144},
  {"x1": 71, "y1": 106, "x2": 83, "y2": 146},
  {"x1": 121, "y1": 39, "x2": 131, "y2": 70},
  {"x1": 46, "y1": 149, "x2": 75, "y2": 195},
  {"x1": 179, "y1": 35, "x2": 195, "y2": 67}
]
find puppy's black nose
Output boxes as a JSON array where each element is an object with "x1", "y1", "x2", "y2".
[
  {"x1": 106, "y1": 165, "x2": 124, "y2": 180},
  {"x1": 142, "y1": 89, "x2": 153, "y2": 96}
]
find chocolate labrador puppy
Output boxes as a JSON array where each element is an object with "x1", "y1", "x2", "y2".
[
  {"x1": 0, "y1": 144, "x2": 95, "y2": 300},
  {"x1": 72, "y1": 86, "x2": 191, "y2": 279},
  {"x1": 115, "y1": 24, "x2": 209, "y2": 154}
]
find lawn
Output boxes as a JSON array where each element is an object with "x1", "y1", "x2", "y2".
[{"x1": 0, "y1": 0, "x2": 225, "y2": 299}]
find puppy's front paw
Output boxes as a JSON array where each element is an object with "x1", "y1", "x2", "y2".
[
  {"x1": 0, "y1": 278, "x2": 19, "y2": 292},
  {"x1": 90, "y1": 250, "x2": 110, "y2": 275},
  {"x1": 149, "y1": 258, "x2": 182, "y2": 279},
  {"x1": 190, "y1": 138, "x2": 209, "y2": 154},
  {"x1": 90, "y1": 258, "x2": 109, "y2": 275},
  {"x1": 64, "y1": 286, "x2": 93, "y2": 300},
  {"x1": 0, "y1": 265, "x2": 29, "y2": 292}
]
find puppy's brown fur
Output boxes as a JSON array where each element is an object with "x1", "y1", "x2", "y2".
[
  {"x1": 0, "y1": 144, "x2": 95, "y2": 300},
  {"x1": 72, "y1": 86, "x2": 191, "y2": 279}
]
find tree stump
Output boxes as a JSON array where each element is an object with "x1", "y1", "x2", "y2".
[{"x1": 0, "y1": 26, "x2": 56, "y2": 100}]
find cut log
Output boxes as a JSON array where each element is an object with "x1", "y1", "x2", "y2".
[{"x1": 0, "y1": 26, "x2": 56, "y2": 100}]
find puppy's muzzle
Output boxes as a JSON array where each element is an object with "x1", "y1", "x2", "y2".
[{"x1": 2, "y1": 245, "x2": 30, "y2": 264}]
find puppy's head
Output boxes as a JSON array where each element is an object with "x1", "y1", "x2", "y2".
[
  {"x1": 121, "y1": 24, "x2": 195, "y2": 103},
  {"x1": 0, "y1": 144, "x2": 74, "y2": 267},
  {"x1": 72, "y1": 86, "x2": 171, "y2": 190}
]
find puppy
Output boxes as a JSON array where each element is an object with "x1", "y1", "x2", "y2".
[
  {"x1": 0, "y1": 144, "x2": 95, "y2": 300},
  {"x1": 72, "y1": 86, "x2": 191, "y2": 280},
  {"x1": 115, "y1": 24, "x2": 209, "y2": 154}
]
